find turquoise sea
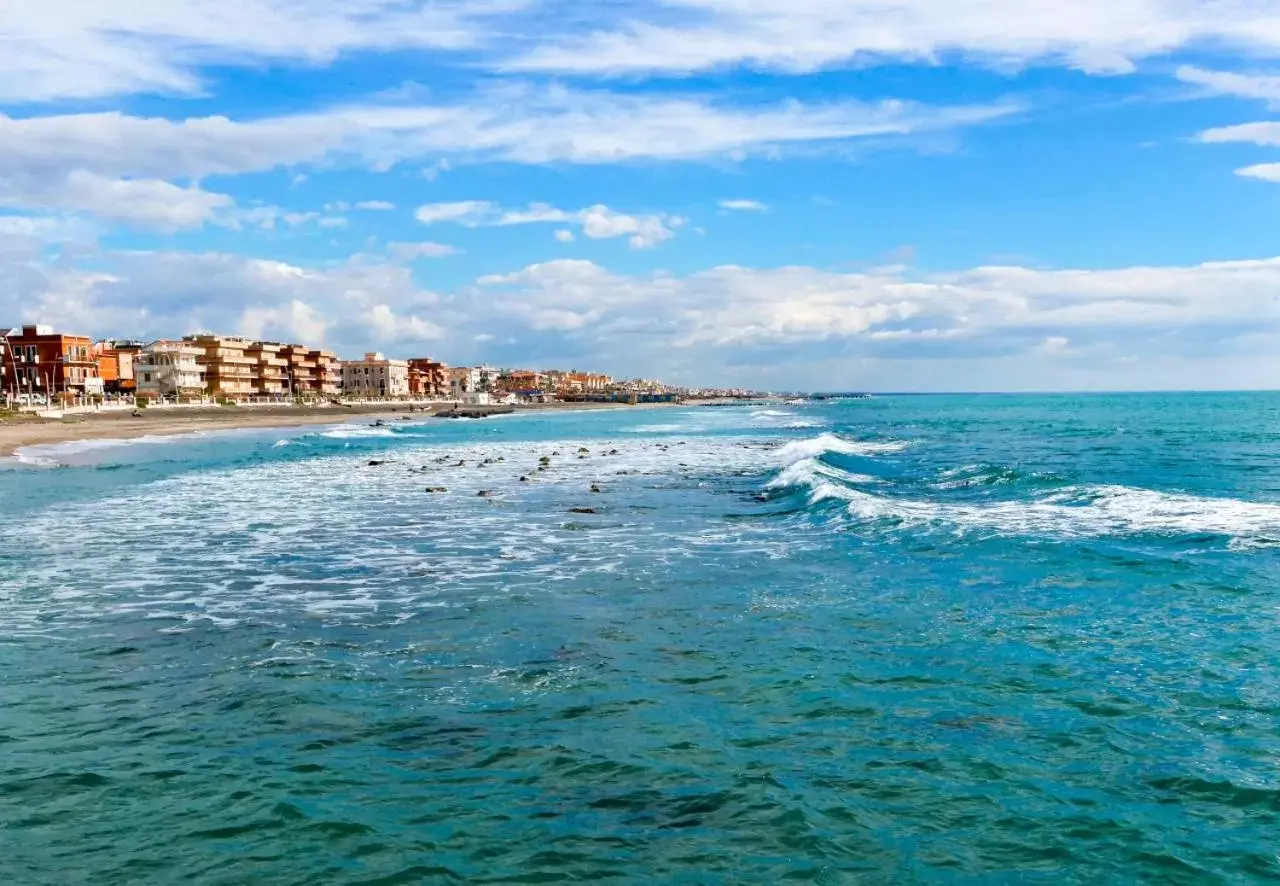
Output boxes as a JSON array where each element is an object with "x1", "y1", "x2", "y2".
[{"x1": 4, "y1": 393, "x2": 1280, "y2": 883}]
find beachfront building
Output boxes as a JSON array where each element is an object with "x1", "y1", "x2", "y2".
[
  {"x1": 407, "y1": 358, "x2": 448, "y2": 398},
  {"x1": 497, "y1": 370, "x2": 543, "y2": 393},
  {"x1": 280, "y1": 345, "x2": 342, "y2": 399},
  {"x1": 245, "y1": 341, "x2": 288, "y2": 399},
  {"x1": 280, "y1": 344, "x2": 317, "y2": 399},
  {"x1": 1, "y1": 324, "x2": 100, "y2": 403},
  {"x1": 136, "y1": 340, "x2": 207, "y2": 401},
  {"x1": 93, "y1": 341, "x2": 142, "y2": 397},
  {"x1": 184, "y1": 334, "x2": 256, "y2": 400},
  {"x1": 342, "y1": 352, "x2": 409, "y2": 398},
  {"x1": 312, "y1": 350, "x2": 342, "y2": 397},
  {"x1": 447, "y1": 366, "x2": 479, "y2": 399}
]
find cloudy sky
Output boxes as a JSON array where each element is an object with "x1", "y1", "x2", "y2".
[{"x1": 4, "y1": 0, "x2": 1280, "y2": 390}]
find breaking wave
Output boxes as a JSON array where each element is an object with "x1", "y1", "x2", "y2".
[
  {"x1": 771, "y1": 457, "x2": 1280, "y2": 545},
  {"x1": 774, "y1": 433, "x2": 909, "y2": 465}
]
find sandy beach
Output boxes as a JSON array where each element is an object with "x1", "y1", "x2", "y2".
[{"x1": 0, "y1": 400, "x2": 666, "y2": 457}]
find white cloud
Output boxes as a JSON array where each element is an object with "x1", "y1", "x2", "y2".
[
  {"x1": 422, "y1": 159, "x2": 453, "y2": 181},
  {"x1": 0, "y1": 172, "x2": 235, "y2": 232},
  {"x1": 1199, "y1": 121, "x2": 1280, "y2": 147},
  {"x1": 0, "y1": 0, "x2": 531, "y2": 103},
  {"x1": 417, "y1": 200, "x2": 683, "y2": 248},
  {"x1": 415, "y1": 201, "x2": 497, "y2": 224},
  {"x1": 1237, "y1": 162, "x2": 1280, "y2": 182},
  {"x1": 1196, "y1": 120, "x2": 1280, "y2": 183},
  {"x1": 1176, "y1": 66, "x2": 1280, "y2": 108},
  {"x1": 240, "y1": 299, "x2": 328, "y2": 345},
  {"x1": 555, "y1": 229, "x2": 576, "y2": 243},
  {"x1": 317, "y1": 216, "x2": 349, "y2": 228},
  {"x1": 7, "y1": 247, "x2": 1280, "y2": 389},
  {"x1": 356, "y1": 200, "x2": 396, "y2": 211},
  {"x1": 386, "y1": 241, "x2": 461, "y2": 259},
  {"x1": 719, "y1": 198, "x2": 768, "y2": 212},
  {"x1": 504, "y1": 1, "x2": 1280, "y2": 78},
  {"x1": 0, "y1": 249, "x2": 446, "y2": 354},
  {"x1": 0, "y1": 87, "x2": 1016, "y2": 184},
  {"x1": 465, "y1": 254, "x2": 1280, "y2": 386}
]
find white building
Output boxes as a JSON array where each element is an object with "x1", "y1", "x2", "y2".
[
  {"x1": 447, "y1": 365, "x2": 500, "y2": 399},
  {"x1": 136, "y1": 340, "x2": 208, "y2": 401},
  {"x1": 342, "y1": 352, "x2": 410, "y2": 398}
]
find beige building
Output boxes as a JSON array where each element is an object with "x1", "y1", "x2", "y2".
[
  {"x1": 136, "y1": 340, "x2": 207, "y2": 401},
  {"x1": 184, "y1": 334, "x2": 256, "y2": 399},
  {"x1": 342, "y1": 352, "x2": 409, "y2": 398},
  {"x1": 246, "y1": 341, "x2": 289, "y2": 398},
  {"x1": 312, "y1": 350, "x2": 341, "y2": 396}
]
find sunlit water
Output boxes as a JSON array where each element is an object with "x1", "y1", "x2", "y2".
[{"x1": 4, "y1": 393, "x2": 1280, "y2": 883}]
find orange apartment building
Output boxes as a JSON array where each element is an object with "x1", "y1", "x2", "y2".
[
  {"x1": 2, "y1": 324, "x2": 101, "y2": 402},
  {"x1": 280, "y1": 345, "x2": 342, "y2": 398},
  {"x1": 407, "y1": 358, "x2": 448, "y2": 398},
  {"x1": 93, "y1": 341, "x2": 142, "y2": 396},
  {"x1": 183, "y1": 334, "x2": 256, "y2": 400}
]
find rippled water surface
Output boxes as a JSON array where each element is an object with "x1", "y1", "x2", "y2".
[{"x1": 4, "y1": 393, "x2": 1280, "y2": 883}]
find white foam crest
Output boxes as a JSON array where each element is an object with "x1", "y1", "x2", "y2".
[
  {"x1": 12, "y1": 432, "x2": 208, "y2": 466},
  {"x1": 774, "y1": 433, "x2": 907, "y2": 466},
  {"x1": 319, "y1": 425, "x2": 400, "y2": 439},
  {"x1": 766, "y1": 457, "x2": 878, "y2": 491},
  {"x1": 809, "y1": 481, "x2": 1280, "y2": 544}
]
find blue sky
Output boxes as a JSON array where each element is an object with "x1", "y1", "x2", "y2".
[{"x1": 3, "y1": 1, "x2": 1280, "y2": 391}]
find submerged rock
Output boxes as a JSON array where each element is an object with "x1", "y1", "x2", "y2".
[
  {"x1": 569, "y1": 507, "x2": 597, "y2": 515},
  {"x1": 477, "y1": 490, "x2": 494, "y2": 497},
  {"x1": 520, "y1": 476, "x2": 530, "y2": 482},
  {"x1": 589, "y1": 484, "x2": 603, "y2": 493},
  {"x1": 425, "y1": 486, "x2": 448, "y2": 493},
  {"x1": 368, "y1": 460, "x2": 388, "y2": 467}
]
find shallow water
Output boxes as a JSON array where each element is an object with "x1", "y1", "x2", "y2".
[{"x1": 3, "y1": 393, "x2": 1280, "y2": 883}]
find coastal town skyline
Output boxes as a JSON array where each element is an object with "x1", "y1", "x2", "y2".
[{"x1": 0, "y1": 322, "x2": 745, "y2": 406}]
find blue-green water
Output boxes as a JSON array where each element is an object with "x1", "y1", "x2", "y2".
[{"x1": 4, "y1": 393, "x2": 1280, "y2": 883}]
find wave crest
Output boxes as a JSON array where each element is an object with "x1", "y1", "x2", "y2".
[{"x1": 774, "y1": 433, "x2": 907, "y2": 465}]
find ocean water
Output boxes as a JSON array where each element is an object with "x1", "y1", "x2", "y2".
[{"x1": 3, "y1": 393, "x2": 1280, "y2": 883}]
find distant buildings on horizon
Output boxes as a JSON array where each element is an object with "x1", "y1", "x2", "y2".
[{"x1": 0, "y1": 323, "x2": 698, "y2": 406}]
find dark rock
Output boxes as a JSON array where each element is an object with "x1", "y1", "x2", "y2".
[
  {"x1": 578, "y1": 447, "x2": 590, "y2": 454},
  {"x1": 539, "y1": 456, "x2": 551, "y2": 465},
  {"x1": 569, "y1": 507, "x2": 597, "y2": 514},
  {"x1": 589, "y1": 484, "x2": 602, "y2": 493},
  {"x1": 425, "y1": 486, "x2": 448, "y2": 493},
  {"x1": 520, "y1": 476, "x2": 529, "y2": 482},
  {"x1": 368, "y1": 460, "x2": 388, "y2": 466},
  {"x1": 477, "y1": 490, "x2": 494, "y2": 497}
]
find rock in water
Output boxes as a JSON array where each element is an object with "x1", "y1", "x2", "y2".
[{"x1": 569, "y1": 507, "x2": 597, "y2": 515}]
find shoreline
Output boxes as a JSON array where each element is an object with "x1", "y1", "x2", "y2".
[{"x1": 0, "y1": 400, "x2": 675, "y2": 458}]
